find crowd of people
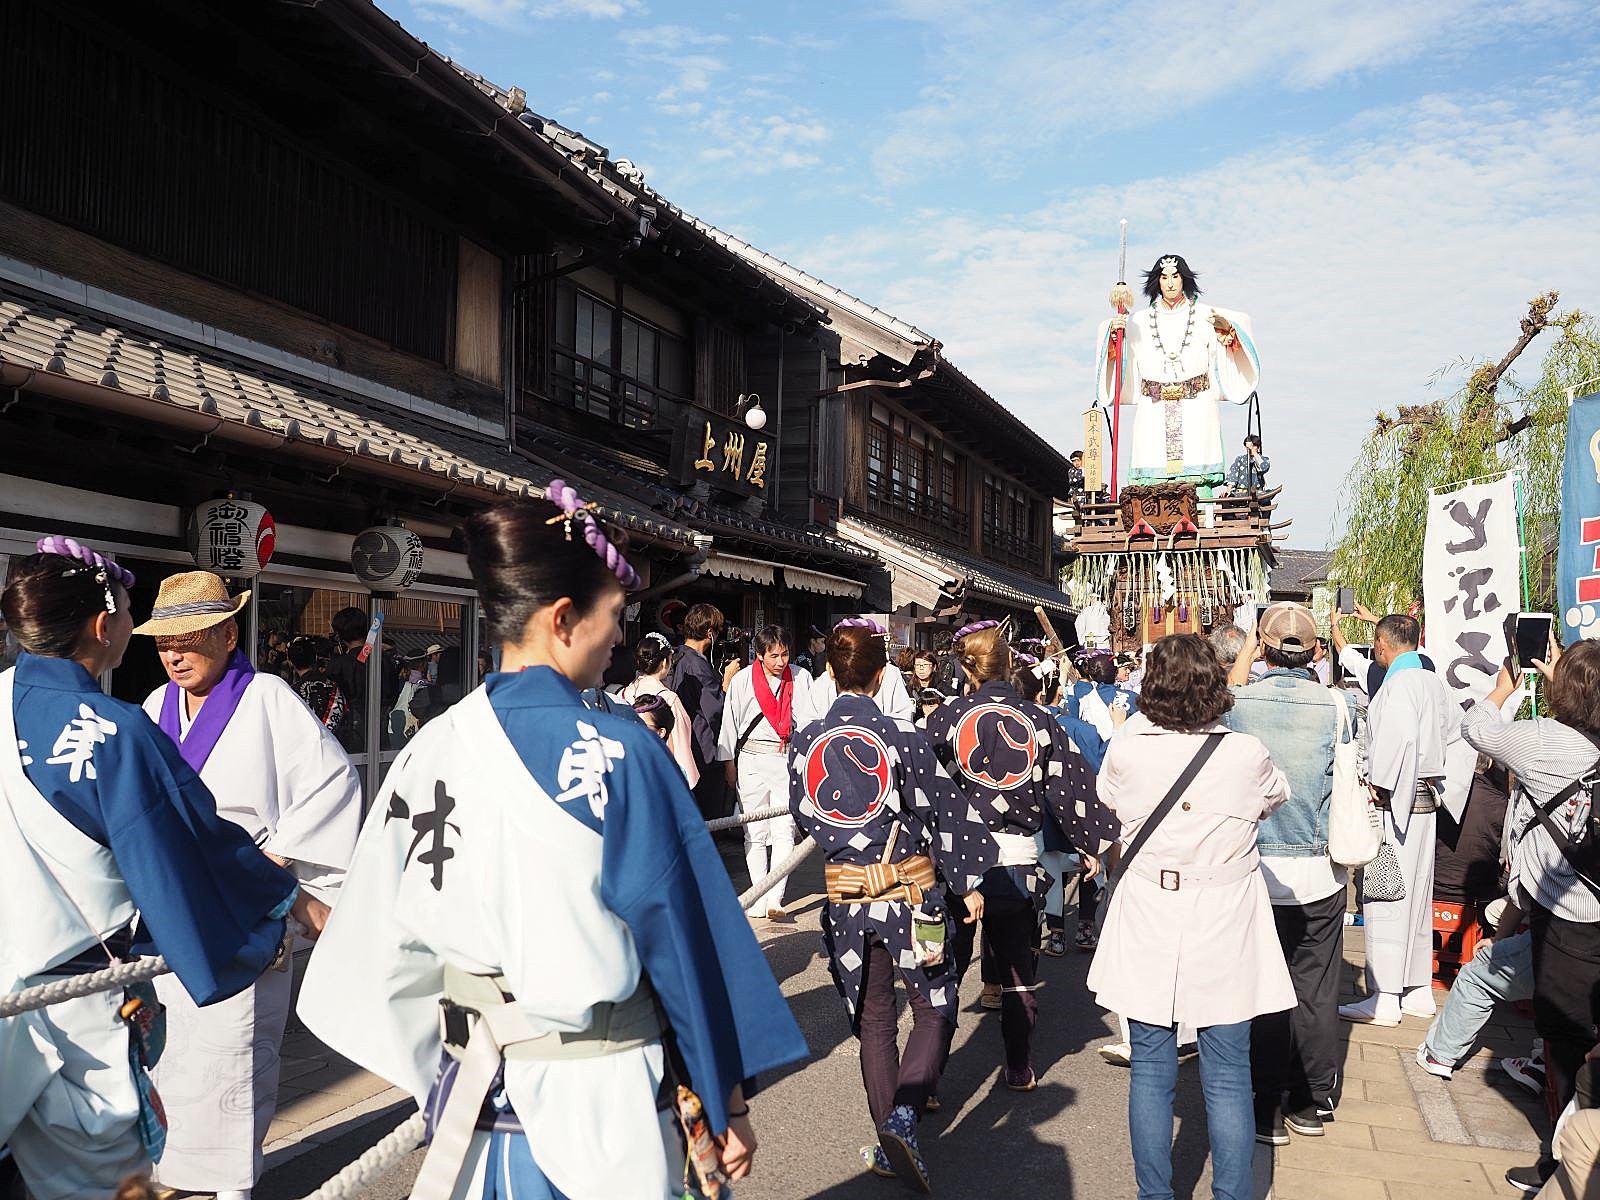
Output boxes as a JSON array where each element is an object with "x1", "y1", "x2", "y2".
[{"x1": 3, "y1": 497, "x2": 1600, "y2": 1200}]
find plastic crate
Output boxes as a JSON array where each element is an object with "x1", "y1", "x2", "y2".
[{"x1": 1432, "y1": 900, "x2": 1484, "y2": 986}]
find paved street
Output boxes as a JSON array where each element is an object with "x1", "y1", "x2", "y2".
[{"x1": 255, "y1": 851, "x2": 1544, "y2": 1199}]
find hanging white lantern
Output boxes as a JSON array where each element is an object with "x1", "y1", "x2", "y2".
[
  {"x1": 187, "y1": 498, "x2": 276, "y2": 579},
  {"x1": 350, "y1": 522, "x2": 424, "y2": 593}
]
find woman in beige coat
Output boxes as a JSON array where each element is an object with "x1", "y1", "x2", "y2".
[{"x1": 1087, "y1": 634, "x2": 1294, "y2": 1200}]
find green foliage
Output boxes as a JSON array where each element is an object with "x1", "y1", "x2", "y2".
[{"x1": 1328, "y1": 308, "x2": 1600, "y2": 629}]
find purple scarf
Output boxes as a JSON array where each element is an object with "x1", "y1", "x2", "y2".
[{"x1": 158, "y1": 648, "x2": 256, "y2": 774}]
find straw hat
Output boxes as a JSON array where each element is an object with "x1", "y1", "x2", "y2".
[{"x1": 132, "y1": 571, "x2": 250, "y2": 637}]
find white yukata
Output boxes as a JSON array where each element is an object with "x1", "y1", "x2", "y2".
[
  {"x1": 718, "y1": 664, "x2": 818, "y2": 914},
  {"x1": 296, "y1": 667, "x2": 807, "y2": 1199},
  {"x1": 1361, "y1": 657, "x2": 1470, "y2": 996},
  {"x1": 808, "y1": 666, "x2": 915, "y2": 722},
  {"x1": 1095, "y1": 298, "x2": 1260, "y2": 484},
  {"x1": 142, "y1": 670, "x2": 361, "y2": 1195}
]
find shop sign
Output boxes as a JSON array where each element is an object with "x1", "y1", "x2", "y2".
[{"x1": 671, "y1": 406, "x2": 771, "y2": 497}]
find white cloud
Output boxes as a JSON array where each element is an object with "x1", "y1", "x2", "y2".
[
  {"x1": 871, "y1": 0, "x2": 1587, "y2": 188},
  {"x1": 781, "y1": 88, "x2": 1600, "y2": 546},
  {"x1": 620, "y1": 24, "x2": 731, "y2": 51}
]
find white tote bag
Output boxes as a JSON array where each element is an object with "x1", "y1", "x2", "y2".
[{"x1": 1327, "y1": 691, "x2": 1379, "y2": 867}]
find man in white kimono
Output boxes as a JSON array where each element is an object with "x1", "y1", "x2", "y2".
[
  {"x1": 1095, "y1": 253, "x2": 1260, "y2": 490},
  {"x1": 719, "y1": 626, "x2": 817, "y2": 921},
  {"x1": 1340, "y1": 613, "x2": 1468, "y2": 1027},
  {"x1": 133, "y1": 571, "x2": 362, "y2": 1200}
]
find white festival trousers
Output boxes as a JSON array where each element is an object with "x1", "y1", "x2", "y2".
[
  {"x1": 1363, "y1": 809, "x2": 1438, "y2": 996},
  {"x1": 737, "y1": 750, "x2": 794, "y2": 913}
]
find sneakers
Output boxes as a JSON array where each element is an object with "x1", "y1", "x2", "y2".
[
  {"x1": 1501, "y1": 1054, "x2": 1548, "y2": 1096},
  {"x1": 979, "y1": 982, "x2": 1003, "y2": 1010},
  {"x1": 1254, "y1": 1103, "x2": 1289, "y2": 1146},
  {"x1": 1004, "y1": 1065, "x2": 1038, "y2": 1091},
  {"x1": 1339, "y1": 993, "x2": 1402, "y2": 1027},
  {"x1": 1042, "y1": 929, "x2": 1068, "y2": 957},
  {"x1": 1283, "y1": 1106, "x2": 1325, "y2": 1137},
  {"x1": 1505, "y1": 1160, "x2": 1557, "y2": 1195},
  {"x1": 877, "y1": 1104, "x2": 931, "y2": 1193},
  {"x1": 1098, "y1": 1041, "x2": 1132, "y2": 1067},
  {"x1": 1415, "y1": 1044, "x2": 1454, "y2": 1080},
  {"x1": 1075, "y1": 921, "x2": 1098, "y2": 952},
  {"x1": 1177, "y1": 1044, "x2": 1199, "y2": 1065}
]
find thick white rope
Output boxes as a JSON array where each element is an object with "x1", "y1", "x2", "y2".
[
  {"x1": 291, "y1": 1110, "x2": 426, "y2": 1200},
  {"x1": 736, "y1": 836, "x2": 817, "y2": 910},
  {"x1": 704, "y1": 803, "x2": 791, "y2": 832},
  {"x1": 0, "y1": 955, "x2": 171, "y2": 1018}
]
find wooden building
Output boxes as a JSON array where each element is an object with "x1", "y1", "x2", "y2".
[{"x1": 0, "y1": 0, "x2": 875, "y2": 799}]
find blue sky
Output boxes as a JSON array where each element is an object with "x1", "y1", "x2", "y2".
[{"x1": 389, "y1": 0, "x2": 1600, "y2": 549}]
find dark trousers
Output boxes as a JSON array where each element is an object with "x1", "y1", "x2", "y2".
[
  {"x1": 691, "y1": 768, "x2": 730, "y2": 821},
  {"x1": 953, "y1": 892, "x2": 1039, "y2": 1071},
  {"x1": 1529, "y1": 903, "x2": 1600, "y2": 1122},
  {"x1": 858, "y1": 938, "x2": 954, "y2": 1126},
  {"x1": 1251, "y1": 889, "x2": 1346, "y2": 1111}
]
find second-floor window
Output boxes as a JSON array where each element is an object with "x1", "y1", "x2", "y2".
[
  {"x1": 553, "y1": 282, "x2": 690, "y2": 427},
  {"x1": 982, "y1": 476, "x2": 1041, "y2": 569},
  {"x1": 862, "y1": 404, "x2": 969, "y2": 540}
]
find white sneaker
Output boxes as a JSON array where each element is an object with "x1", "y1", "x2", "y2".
[
  {"x1": 1401, "y1": 987, "x2": 1438, "y2": 1018},
  {"x1": 1339, "y1": 993, "x2": 1402, "y2": 1027},
  {"x1": 1098, "y1": 1041, "x2": 1132, "y2": 1067}
]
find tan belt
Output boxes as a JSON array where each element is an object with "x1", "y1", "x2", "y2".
[
  {"x1": 824, "y1": 823, "x2": 937, "y2": 905},
  {"x1": 1125, "y1": 852, "x2": 1261, "y2": 892},
  {"x1": 1142, "y1": 373, "x2": 1212, "y2": 402},
  {"x1": 410, "y1": 966, "x2": 663, "y2": 1200}
]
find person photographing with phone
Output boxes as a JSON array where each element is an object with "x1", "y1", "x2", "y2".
[{"x1": 1461, "y1": 633, "x2": 1600, "y2": 1195}]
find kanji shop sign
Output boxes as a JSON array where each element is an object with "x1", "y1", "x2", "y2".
[
  {"x1": 1422, "y1": 475, "x2": 1520, "y2": 703},
  {"x1": 186, "y1": 498, "x2": 276, "y2": 578},
  {"x1": 671, "y1": 406, "x2": 771, "y2": 497}
]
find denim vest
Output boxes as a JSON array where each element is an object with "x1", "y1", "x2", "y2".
[{"x1": 1223, "y1": 668, "x2": 1345, "y2": 858}]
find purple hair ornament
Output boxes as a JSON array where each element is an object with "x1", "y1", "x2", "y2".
[
  {"x1": 35, "y1": 535, "x2": 136, "y2": 614},
  {"x1": 545, "y1": 479, "x2": 640, "y2": 591}
]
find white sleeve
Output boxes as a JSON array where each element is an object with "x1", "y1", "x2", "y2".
[
  {"x1": 258, "y1": 681, "x2": 363, "y2": 898},
  {"x1": 716, "y1": 671, "x2": 748, "y2": 761},
  {"x1": 878, "y1": 668, "x2": 915, "y2": 720}
]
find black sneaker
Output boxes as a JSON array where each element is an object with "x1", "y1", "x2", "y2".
[
  {"x1": 1506, "y1": 1161, "x2": 1556, "y2": 1195},
  {"x1": 1254, "y1": 1105, "x2": 1288, "y2": 1147},
  {"x1": 1284, "y1": 1106, "x2": 1324, "y2": 1137}
]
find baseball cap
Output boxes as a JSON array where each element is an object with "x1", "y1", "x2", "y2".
[{"x1": 1258, "y1": 602, "x2": 1318, "y2": 652}]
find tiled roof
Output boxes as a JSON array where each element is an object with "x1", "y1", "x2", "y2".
[
  {"x1": 1270, "y1": 548, "x2": 1334, "y2": 596},
  {"x1": 0, "y1": 283, "x2": 697, "y2": 545}
]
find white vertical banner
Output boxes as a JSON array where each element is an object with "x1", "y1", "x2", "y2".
[{"x1": 1423, "y1": 475, "x2": 1521, "y2": 705}]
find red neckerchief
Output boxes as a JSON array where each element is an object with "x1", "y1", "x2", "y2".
[{"x1": 751, "y1": 663, "x2": 794, "y2": 743}]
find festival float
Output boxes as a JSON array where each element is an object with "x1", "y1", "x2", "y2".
[{"x1": 1060, "y1": 226, "x2": 1289, "y2": 651}]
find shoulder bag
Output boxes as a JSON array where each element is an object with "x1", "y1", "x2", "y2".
[
  {"x1": 1327, "y1": 691, "x2": 1380, "y2": 867},
  {"x1": 1118, "y1": 732, "x2": 1227, "y2": 878},
  {"x1": 1524, "y1": 730, "x2": 1600, "y2": 901}
]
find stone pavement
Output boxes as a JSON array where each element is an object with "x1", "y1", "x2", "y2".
[
  {"x1": 1265, "y1": 924, "x2": 1545, "y2": 1200},
  {"x1": 253, "y1": 855, "x2": 1551, "y2": 1199}
]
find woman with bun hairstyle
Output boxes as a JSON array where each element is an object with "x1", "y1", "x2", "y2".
[
  {"x1": 789, "y1": 620, "x2": 997, "y2": 1192},
  {"x1": 0, "y1": 537, "x2": 298, "y2": 1200},
  {"x1": 925, "y1": 620, "x2": 1118, "y2": 1092},
  {"x1": 298, "y1": 483, "x2": 806, "y2": 1199},
  {"x1": 619, "y1": 632, "x2": 698, "y2": 785}
]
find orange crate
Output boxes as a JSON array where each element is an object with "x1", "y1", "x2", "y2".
[{"x1": 1432, "y1": 900, "x2": 1483, "y2": 986}]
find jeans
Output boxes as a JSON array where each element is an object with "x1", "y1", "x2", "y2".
[
  {"x1": 1423, "y1": 929, "x2": 1533, "y2": 1067},
  {"x1": 1129, "y1": 1019, "x2": 1254, "y2": 1200}
]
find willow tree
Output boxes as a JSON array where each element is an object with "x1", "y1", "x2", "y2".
[{"x1": 1328, "y1": 294, "x2": 1598, "y2": 618}]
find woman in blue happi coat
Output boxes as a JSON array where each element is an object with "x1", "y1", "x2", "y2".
[
  {"x1": 789, "y1": 621, "x2": 997, "y2": 1193},
  {"x1": 0, "y1": 538, "x2": 299, "y2": 1200}
]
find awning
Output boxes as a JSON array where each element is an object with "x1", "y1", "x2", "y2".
[
  {"x1": 836, "y1": 516, "x2": 1074, "y2": 617},
  {"x1": 835, "y1": 519, "x2": 953, "y2": 611},
  {"x1": 781, "y1": 565, "x2": 864, "y2": 599},
  {"x1": 702, "y1": 552, "x2": 775, "y2": 585}
]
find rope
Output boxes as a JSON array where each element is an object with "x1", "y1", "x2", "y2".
[
  {"x1": 737, "y1": 836, "x2": 817, "y2": 910},
  {"x1": 292, "y1": 1110, "x2": 426, "y2": 1200},
  {"x1": 705, "y1": 804, "x2": 791, "y2": 832},
  {"x1": 0, "y1": 955, "x2": 171, "y2": 1019}
]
